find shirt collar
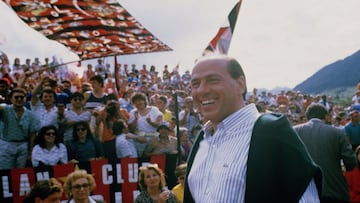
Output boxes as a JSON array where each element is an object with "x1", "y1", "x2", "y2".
[{"x1": 203, "y1": 103, "x2": 261, "y2": 139}]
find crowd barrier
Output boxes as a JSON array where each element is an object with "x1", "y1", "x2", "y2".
[{"x1": 0, "y1": 155, "x2": 178, "y2": 203}]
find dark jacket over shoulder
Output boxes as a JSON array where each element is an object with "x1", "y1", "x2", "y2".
[{"x1": 184, "y1": 113, "x2": 322, "y2": 203}]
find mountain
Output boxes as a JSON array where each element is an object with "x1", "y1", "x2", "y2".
[{"x1": 293, "y1": 50, "x2": 360, "y2": 94}]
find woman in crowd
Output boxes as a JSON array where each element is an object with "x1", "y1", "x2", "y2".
[
  {"x1": 95, "y1": 93, "x2": 129, "y2": 163},
  {"x1": 178, "y1": 127, "x2": 192, "y2": 161},
  {"x1": 135, "y1": 164, "x2": 177, "y2": 203},
  {"x1": 64, "y1": 169, "x2": 104, "y2": 203},
  {"x1": 22, "y1": 178, "x2": 63, "y2": 203},
  {"x1": 31, "y1": 125, "x2": 67, "y2": 167},
  {"x1": 345, "y1": 145, "x2": 360, "y2": 202},
  {"x1": 128, "y1": 92, "x2": 163, "y2": 157},
  {"x1": 66, "y1": 121, "x2": 104, "y2": 163}
]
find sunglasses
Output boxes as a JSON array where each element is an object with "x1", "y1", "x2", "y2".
[
  {"x1": 76, "y1": 128, "x2": 86, "y2": 132},
  {"x1": 14, "y1": 95, "x2": 25, "y2": 100},
  {"x1": 45, "y1": 132, "x2": 56, "y2": 136},
  {"x1": 72, "y1": 183, "x2": 90, "y2": 190},
  {"x1": 73, "y1": 97, "x2": 83, "y2": 101}
]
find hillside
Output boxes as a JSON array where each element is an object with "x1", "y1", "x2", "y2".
[{"x1": 293, "y1": 50, "x2": 360, "y2": 95}]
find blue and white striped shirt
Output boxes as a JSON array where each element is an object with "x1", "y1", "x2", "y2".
[{"x1": 188, "y1": 104, "x2": 319, "y2": 203}]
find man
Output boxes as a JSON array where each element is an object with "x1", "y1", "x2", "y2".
[
  {"x1": 84, "y1": 75, "x2": 107, "y2": 111},
  {"x1": 143, "y1": 124, "x2": 181, "y2": 157},
  {"x1": 344, "y1": 109, "x2": 360, "y2": 150},
  {"x1": 31, "y1": 79, "x2": 59, "y2": 128},
  {"x1": 22, "y1": 178, "x2": 63, "y2": 203},
  {"x1": 294, "y1": 103, "x2": 356, "y2": 202},
  {"x1": 179, "y1": 96, "x2": 201, "y2": 140},
  {"x1": 0, "y1": 88, "x2": 40, "y2": 170},
  {"x1": 62, "y1": 92, "x2": 92, "y2": 142},
  {"x1": 184, "y1": 55, "x2": 322, "y2": 202}
]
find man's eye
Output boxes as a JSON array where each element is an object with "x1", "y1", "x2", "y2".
[{"x1": 191, "y1": 82, "x2": 199, "y2": 88}]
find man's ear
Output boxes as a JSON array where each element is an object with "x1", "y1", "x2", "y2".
[{"x1": 235, "y1": 75, "x2": 246, "y2": 98}]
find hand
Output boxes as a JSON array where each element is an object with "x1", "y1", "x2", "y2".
[
  {"x1": 135, "y1": 111, "x2": 139, "y2": 119},
  {"x1": 159, "y1": 190, "x2": 170, "y2": 202},
  {"x1": 146, "y1": 116, "x2": 152, "y2": 124}
]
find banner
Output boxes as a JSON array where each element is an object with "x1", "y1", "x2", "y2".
[
  {"x1": 203, "y1": 0, "x2": 242, "y2": 55},
  {"x1": 0, "y1": 155, "x2": 178, "y2": 203},
  {"x1": 3, "y1": 0, "x2": 172, "y2": 59}
]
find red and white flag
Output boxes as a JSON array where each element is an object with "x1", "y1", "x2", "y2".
[{"x1": 203, "y1": 0, "x2": 242, "y2": 55}]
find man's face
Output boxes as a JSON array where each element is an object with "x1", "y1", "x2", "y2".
[
  {"x1": 0, "y1": 83, "x2": 8, "y2": 93},
  {"x1": 11, "y1": 92, "x2": 26, "y2": 107},
  {"x1": 41, "y1": 92, "x2": 55, "y2": 107},
  {"x1": 90, "y1": 80, "x2": 102, "y2": 89},
  {"x1": 191, "y1": 58, "x2": 246, "y2": 124}
]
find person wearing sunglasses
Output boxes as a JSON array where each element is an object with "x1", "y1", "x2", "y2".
[
  {"x1": 31, "y1": 125, "x2": 68, "y2": 167},
  {"x1": 0, "y1": 87, "x2": 40, "y2": 170},
  {"x1": 62, "y1": 92, "x2": 92, "y2": 143},
  {"x1": 66, "y1": 121, "x2": 104, "y2": 163},
  {"x1": 64, "y1": 169, "x2": 104, "y2": 203}
]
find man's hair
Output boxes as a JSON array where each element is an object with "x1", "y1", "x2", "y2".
[
  {"x1": 112, "y1": 119, "x2": 126, "y2": 135},
  {"x1": 158, "y1": 95, "x2": 168, "y2": 104},
  {"x1": 41, "y1": 87, "x2": 57, "y2": 99},
  {"x1": 174, "y1": 163, "x2": 187, "y2": 178},
  {"x1": 90, "y1": 75, "x2": 104, "y2": 87},
  {"x1": 196, "y1": 55, "x2": 247, "y2": 99},
  {"x1": 131, "y1": 92, "x2": 147, "y2": 104},
  {"x1": 226, "y1": 57, "x2": 247, "y2": 99},
  {"x1": 22, "y1": 178, "x2": 63, "y2": 203},
  {"x1": 306, "y1": 103, "x2": 328, "y2": 120},
  {"x1": 9, "y1": 87, "x2": 27, "y2": 98}
]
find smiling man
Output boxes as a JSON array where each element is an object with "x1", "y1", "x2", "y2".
[
  {"x1": 184, "y1": 55, "x2": 322, "y2": 203},
  {"x1": 0, "y1": 88, "x2": 40, "y2": 170}
]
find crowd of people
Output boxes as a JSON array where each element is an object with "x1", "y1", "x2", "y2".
[{"x1": 1, "y1": 54, "x2": 360, "y2": 202}]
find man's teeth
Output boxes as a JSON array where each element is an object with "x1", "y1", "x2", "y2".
[{"x1": 202, "y1": 100, "x2": 215, "y2": 105}]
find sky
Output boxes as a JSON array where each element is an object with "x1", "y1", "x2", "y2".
[{"x1": 1, "y1": 0, "x2": 360, "y2": 90}]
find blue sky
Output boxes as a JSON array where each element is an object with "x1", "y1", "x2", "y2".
[{"x1": 1, "y1": 0, "x2": 360, "y2": 90}]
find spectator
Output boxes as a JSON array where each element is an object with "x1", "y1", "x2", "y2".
[
  {"x1": 31, "y1": 77, "x2": 59, "y2": 128},
  {"x1": 128, "y1": 92, "x2": 163, "y2": 157},
  {"x1": 143, "y1": 124, "x2": 181, "y2": 157},
  {"x1": 84, "y1": 75, "x2": 107, "y2": 111},
  {"x1": 95, "y1": 94, "x2": 129, "y2": 163},
  {"x1": 178, "y1": 96, "x2": 201, "y2": 141},
  {"x1": 62, "y1": 92, "x2": 92, "y2": 142},
  {"x1": 22, "y1": 178, "x2": 63, "y2": 203},
  {"x1": 66, "y1": 121, "x2": 104, "y2": 163},
  {"x1": 352, "y1": 90, "x2": 360, "y2": 105},
  {"x1": 31, "y1": 125, "x2": 67, "y2": 167},
  {"x1": 294, "y1": 103, "x2": 356, "y2": 202},
  {"x1": 178, "y1": 127, "x2": 192, "y2": 161},
  {"x1": 113, "y1": 119, "x2": 138, "y2": 158},
  {"x1": 0, "y1": 78, "x2": 10, "y2": 103},
  {"x1": 156, "y1": 95, "x2": 173, "y2": 123},
  {"x1": 135, "y1": 164, "x2": 177, "y2": 203},
  {"x1": 64, "y1": 169, "x2": 105, "y2": 203},
  {"x1": 345, "y1": 145, "x2": 360, "y2": 203},
  {"x1": 94, "y1": 59, "x2": 106, "y2": 78},
  {"x1": 119, "y1": 89, "x2": 134, "y2": 113},
  {"x1": 0, "y1": 88, "x2": 40, "y2": 170},
  {"x1": 344, "y1": 109, "x2": 360, "y2": 150},
  {"x1": 82, "y1": 64, "x2": 96, "y2": 83},
  {"x1": 172, "y1": 163, "x2": 187, "y2": 203}
]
